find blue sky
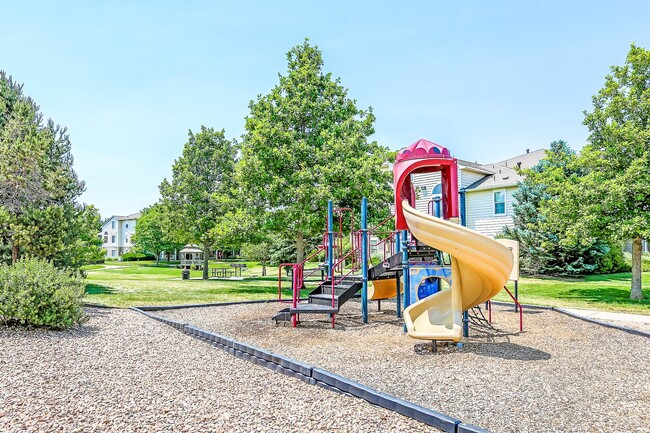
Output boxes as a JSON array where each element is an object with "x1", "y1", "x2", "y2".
[{"x1": 2, "y1": 1, "x2": 650, "y2": 217}]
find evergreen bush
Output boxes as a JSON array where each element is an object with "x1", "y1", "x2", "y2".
[{"x1": 0, "y1": 258, "x2": 86, "y2": 328}]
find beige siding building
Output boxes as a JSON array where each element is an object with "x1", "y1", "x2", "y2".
[
  {"x1": 100, "y1": 212, "x2": 141, "y2": 258},
  {"x1": 412, "y1": 149, "x2": 546, "y2": 238}
]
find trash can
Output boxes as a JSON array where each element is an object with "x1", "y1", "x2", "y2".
[{"x1": 181, "y1": 269, "x2": 190, "y2": 280}]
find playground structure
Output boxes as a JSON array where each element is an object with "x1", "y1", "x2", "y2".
[{"x1": 273, "y1": 139, "x2": 519, "y2": 344}]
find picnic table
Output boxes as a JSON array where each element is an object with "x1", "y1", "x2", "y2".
[{"x1": 210, "y1": 263, "x2": 247, "y2": 278}]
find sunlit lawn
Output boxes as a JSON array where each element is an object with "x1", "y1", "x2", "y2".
[
  {"x1": 83, "y1": 260, "x2": 306, "y2": 308},
  {"x1": 84, "y1": 261, "x2": 650, "y2": 313},
  {"x1": 496, "y1": 273, "x2": 650, "y2": 313}
]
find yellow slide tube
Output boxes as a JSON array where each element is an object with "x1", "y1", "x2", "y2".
[{"x1": 402, "y1": 201, "x2": 513, "y2": 342}]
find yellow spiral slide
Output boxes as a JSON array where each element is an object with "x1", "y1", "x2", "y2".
[{"x1": 402, "y1": 201, "x2": 514, "y2": 342}]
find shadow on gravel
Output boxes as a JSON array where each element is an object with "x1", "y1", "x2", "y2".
[
  {"x1": 412, "y1": 340, "x2": 550, "y2": 361},
  {"x1": 464, "y1": 342, "x2": 551, "y2": 361},
  {"x1": 1, "y1": 308, "x2": 108, "y2": 339},
  {"x1": 1, "y1": 323, "x2": 101, "y2": 339}
]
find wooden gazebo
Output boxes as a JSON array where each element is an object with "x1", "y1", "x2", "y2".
[{"x1": 180, "y1": 244, "x2": 203, "y2": 270}]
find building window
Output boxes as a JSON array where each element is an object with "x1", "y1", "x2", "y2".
[
  {"x1": 494, "y1": 190, "x2": 506, "y2": 215},
  {"x1": 103, "y1": 232, "x2": 108, "y2": 243},
  {"x1": 125, "y1": 237, "x2": 129, "y2": 244},
  {"x1": 111, "y1": 250, "x2": 116, "y2": 257},
  {"x1": 125, "y1": 223, "x2": 129, "y2": 228},
  {"x1": 111, "y1": 235, "x2": 116, "y2": 243},
  {"x1": 111, "y1": 220, "x2": 115, "y2": 229}
]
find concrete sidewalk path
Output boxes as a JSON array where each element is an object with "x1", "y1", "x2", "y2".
[{"x1": 562, "y1": 308, "x2": 650, "y2": 333}]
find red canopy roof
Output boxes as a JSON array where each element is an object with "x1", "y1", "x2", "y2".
[
  {"x1": 393, "y1": 138, "x2": 458, "y2": 230},
  {"x1": 395, "y1": 139, "x2": 450, "y2": 162}
]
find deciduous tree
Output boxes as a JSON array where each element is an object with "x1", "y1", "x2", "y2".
[
  {"x1": 159, "y1": 127, "x2": 237, "y2": 279},
  {"x1": 132, "y1": 204, "x2": 181, "y2": 265},
  {"x1": 544, "y1": 45, "x2": 650, "y2": 299},
  {"x1": 239, "y1": 40, "x2": 392, "y2": 262}
]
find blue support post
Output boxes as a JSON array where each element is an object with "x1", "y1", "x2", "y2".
[
  {"x1": 361, "y1": 198, "x2": 369, "y2": 324},
  {"x1": 459, "y1": 188, "x2": 467, "y2": 227},
  {"x1": 401, "y1": 229, "x2": 410, "y2": 332},
  {"x1": 395, "y1": 231, "x2": 401, "y2": 253},
  {"x1": 434, "y1": 197, "x2": 441, "y2": 218},
  {"x1": 327, "y1": 201, "x2": 334, "y2": 282}
]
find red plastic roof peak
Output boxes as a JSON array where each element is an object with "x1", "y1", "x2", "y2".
[{"x1": 395, "y1": 139, "x2": 450, "y2": 162}]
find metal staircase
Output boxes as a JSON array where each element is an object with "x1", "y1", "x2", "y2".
[{"x1": 272, "y1": 276, "x2": 363, "y2": 323}]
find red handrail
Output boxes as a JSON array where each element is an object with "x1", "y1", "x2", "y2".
[
  {"x1": 368, "y1": 213, "x2": 394, "y2": 233},
  {"x1": 486, "y1": 287, "x2": 523, "y2": 332},
  {"x1": 502, "y1": 285, "x2": 523, "y2": 332},
  {"x1": 370, "y1": 231, "x2": 397, "y2": 263}
]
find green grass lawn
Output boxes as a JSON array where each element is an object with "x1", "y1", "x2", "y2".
[
  {"x1": 83, "y1": 260, "x2": 301, "y2": 308},
  {"x1": 495, "y1": 273, "x2": 650, "y2": 313},
  {"x1": 83, "y1": 261, "x2": 650, "y2": 313}
]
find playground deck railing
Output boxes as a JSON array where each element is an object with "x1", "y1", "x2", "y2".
[
  {"x1": 366, "y1": 214, "x2": 397, "y2": 264},
  {"x1": 277, "y1": 243, "x2": 326, "y2": 303},
  {"x1": 327, "y1": 245, "x2": 362, "y2": 327}
]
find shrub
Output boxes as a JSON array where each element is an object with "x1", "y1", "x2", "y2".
[
  {"x1": 0, "y1": 258, "x2": 86, "y2": 328},
  {"x1": 121, "y1": 252, "x2": 156, "y2": 261}
]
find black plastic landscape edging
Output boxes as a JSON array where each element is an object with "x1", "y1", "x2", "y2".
[
  {"x1": 553, "y1": 307, "x2": 650, "y2": 339},
  {"x1": 130, "y1": 307, "x2": 484, "y2": 433}
]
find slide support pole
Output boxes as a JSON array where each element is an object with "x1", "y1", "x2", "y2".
[
  {"x1": 463, "y1": 311, "x2": 469, "y2": 338},
  {"x1": 395, "y1": 273, "x2": 401, "y2": 318},
  {"x1": 514, "y1": 280, "x2": 519, "y2": 313}
]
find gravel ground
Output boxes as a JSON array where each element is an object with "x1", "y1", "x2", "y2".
[
  {"x1": 158, "y1": 301, "x2": 650, "y2": 433},
  {"x1": 0, "y1": 308, "x2": 441, "y2": 433}
]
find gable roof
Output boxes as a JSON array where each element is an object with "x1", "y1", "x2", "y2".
[
  {"x1": 457, "y1": 159, "x2": 494, "y2": 174},
  {"x1": 118, "y1": 212, "x2": 141, "y2": 221},
  {"x1": 464, "y1": 148, "x2": 546, "y2": 191},
  {"x1": 100, "y1": 212, "x2": 142, "y2": 231}
]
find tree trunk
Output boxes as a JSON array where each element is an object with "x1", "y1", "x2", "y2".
[
  {"x1": 156, "y1": 251, "x2": 160, "y2": 266},
  {"x1": 11, "y1": 243, "x2": 19, "y2": 263},
  {"x1": 202, "y1": 246, "x2": 209, "y2": 280},
  {"x1": 630, "y1": 237, "x2": 643, "y2": 300},
  {"x1": 296, "y1": 231, "x2": 305, "y2": 263},
  {"x1": 262, "y1": 259, "x2": 267, "y2": 276}
]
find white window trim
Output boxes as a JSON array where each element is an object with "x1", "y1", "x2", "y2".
[{"x1": 493, "y1": 189, "x2": 506, "y2": 216}]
